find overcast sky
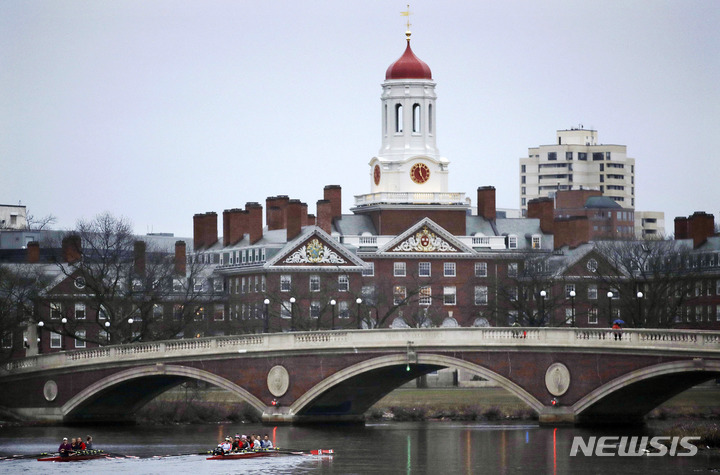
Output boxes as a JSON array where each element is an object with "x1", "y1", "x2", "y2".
[{"x1": 2, "y1": 1, "x2": 718, "y2": 237}]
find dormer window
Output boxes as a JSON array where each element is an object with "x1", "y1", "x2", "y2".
[{"x1": 508, "y1": 235, "x2": 518, "y2": 249}]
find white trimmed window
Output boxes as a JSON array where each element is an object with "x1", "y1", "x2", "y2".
[
  {"x1": 281, "y1": 301, "x2": 292, "y2": 319},
  {"x1": 419, "y1": 286, "x2": 432, "y2": 306},
  {"x1": 509, "y1": 287, "x2": 518, "y2": 301},
  {"x1": 213, "y1": 279, "x2": 223, "y2": 293},
  {"x1": 242, "y1": 277, "x2": 246, "y2": 293},
  {"x1": 362, "y1": 262, "x2": 374, "y2": 277},
  {"x1": 1, "y1": 332, "x2": 11, "y2": 349},
  {"x1": 419, "y1": 262, "x2": 431, "y2": 277},
  {"x1": 508, "y1": 235, "x2": 518, "y2": 249},
  {"x1": 565, "y1": 284, "x2": 575, "y2": 298},
  {"x1": 394, "y1": 262, "x2": 406, "y2": 277},
  {"x1": 716, "y1": 305, "x2": 720, "y2": 321},
  {"x1": 338, "y1": 275, "x2": 349, "y2": 292},
  {"x1": 310, "y1": 301, "x2": 321, "y2": 319},
  {"x1": 394, "y1": 286, "x2": 406, "y2": 305},
  {"x1": 50, "y1": 302, "x2": 62, "y2": 320},
  {"x1": 310, "y1": 275, "x2": 321, "y2": 292},
  {"x1": 194, "y1": 307, "x2": 205, "y2": 321},
  {"x1": 50, "y1": 332, "x2": 62, "y2": 348},
  {"x1": 261, "y1": 275, "x2": 266, "y2": 292},
  {"x1": 508, "y1": 262, "x2": 518, "y2": 277},
  {"x1": 362, "y1": 285, "x2": 376, "y2": 305},
  {"x1": 588, "y1": 308, "x2": 598, "y2": 325},
  {"x1": 475, "y1": 262, "x2": 487, "y2": 277},
  {"x1": 444, "y1": 262, "x2": 456, "y2": 277},
  {"x1": 474, "y1": 286, "x2": 488, "y2": 305},
  {"x1": 588, "y1": 284, "x2": 598, "y2": 300},
  {"x1": 74, "y1": 330, "x2": 86, "y2": 348},
  {"x1": 214, "y1": 305, "x2": 225, "y2": 321},
  {"x1": 74, "y1": 303, "x2": 86, "y2": 320},
  {"x1": 532, "y1": 235, "x2": 541, "y2": 249},
  {"x1": 443, "y1": 286, "x2": 456, "y2": 305},
  {"x1": 339, "y1": 301, "x2": 349, "y2": 318},
  {"x1": 280, "y1": 275, "x2": 292, "y2": 292}
]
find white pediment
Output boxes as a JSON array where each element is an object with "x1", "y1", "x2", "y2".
[{"x1": 378, "y1": 218, "x2": 475, "y2": 255}]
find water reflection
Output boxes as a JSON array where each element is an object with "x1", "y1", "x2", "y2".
[{"x1": 0, "y1": 422, "x2": 718, "y2": 474}]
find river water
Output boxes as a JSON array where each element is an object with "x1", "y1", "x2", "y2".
[{"x1": 1, "y1": 421, "x2": 718, "y2": 474}]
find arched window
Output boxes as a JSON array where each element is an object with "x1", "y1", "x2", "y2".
[
  {"x1": 395, "y1": 103, "x2": 403, "y2": 133},
  {"x1": 412, "y1": 103, "x2": 421, "y2": 132},
  {"x1": 383, "y1": 104, "x2": 387, "y2": 136},
  {"x1": 428, "y1": 104, "x2": 433, "y2": 134}
]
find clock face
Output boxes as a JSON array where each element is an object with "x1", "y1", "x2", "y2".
[
  {"x1": 410, "y1": 163, "x2": 430, "y2": 184},
  {"x1": 373, "y1": 165, "x2": 381, "y2": 185}
]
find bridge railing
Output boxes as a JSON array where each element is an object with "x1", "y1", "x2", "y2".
[{"x1": 3, "y1": 327, "x2": 720, "y2": 375}]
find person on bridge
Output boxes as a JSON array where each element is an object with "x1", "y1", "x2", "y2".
[
  {"x1": 59, "y1": 437, "x2": 73, "y2": 458},
  {"x1": 612, "y1": 322, "x2": 623, "y2": 340}
]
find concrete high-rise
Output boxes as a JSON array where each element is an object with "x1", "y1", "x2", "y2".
[{"x1": 519, "y1": 128, "x2": 635, "y2": 216}]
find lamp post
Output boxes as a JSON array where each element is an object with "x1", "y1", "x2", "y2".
[
  {"x1": 104, "y1": 321, "x2": 110, "y2": 345},
  {"x1": 61, "y1": 317, "x2": 68, "y2": 350},
  {"x1": 263, "y1": 298, "x2": 270, "y2": 333},
  {"x1": 607, "y1": 291, "x2": 614, "y2": 324},
  {"x1": 37, "y1": 321, "x2": 44, "y2": 353},
  {"x1": 636, "y1": 291, "x2": 644, "y2": 325},
  {"x1": 539, "y1": 290, "x2": 546, "y2": 326},
  {"x1": 356, "y1": 297, "x2": 363, "y2": 329},
  {"x1": 330, "y1": 299, "x2": 336, "y2": 330},
  {"x1": 569, "y1": 290, "x2": 576, "y2": 327},
  {"x1": 289, "y1": 297, "x2": 296, "y2": 332}
]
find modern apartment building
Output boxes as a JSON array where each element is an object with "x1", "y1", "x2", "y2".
[{"x1": 519, "y1": 129, "x2": 636, "y2": 215}]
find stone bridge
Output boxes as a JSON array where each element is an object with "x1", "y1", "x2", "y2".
[{"x1": 1, "y1": 328, "x2": 719, "y2": 426}]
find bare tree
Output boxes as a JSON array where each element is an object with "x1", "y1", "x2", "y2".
[
  {"x1": 45, "y1": 213, "x2": 212, "y2": 345},
  {"x1": 25, "y1": 212, "x2": 57, "y2": 231},
  {"x1": 0, "y1": 264, "x2": 51, "y2": 360},
  {"x1": 593, "y1": 239, "x2": 701, "y2": 328}
]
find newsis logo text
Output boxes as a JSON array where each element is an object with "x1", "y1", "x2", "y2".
[{"x1": 570, "y1": 436, "x2": 700, "y2": 457}]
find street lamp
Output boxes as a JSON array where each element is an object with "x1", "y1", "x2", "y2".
[
  {"x1": 356, "y1": 297, "x2": 363, "y2": 329},
  {"x1": 637, "y1": 291, "x2": 644, "y2": 324},
  {"x1": 569, "y1": 290, "x2": 576, "y2": 327},
  {"x1": 60, "y1": 317, "x2": 68, "y2": 350},
  {"x1": 104, "y1": 321, "x2": 110, "y2": 345},
  {"x1": 330, "y1": 299, "x2": 337, "y2": 330},
  {"x1": 289, "y1": 297, "x2": 296, "y2": 332},
  {"x1": 607, "y1": 291, "x2": 614, "y2": 325},
  {"x1": 539, "y1": 290, "x2": 546, "y2": 326},
  {"x1": 37, "y1": 321, "x2": 44, "y2": 353},
  {"x1": 263, "y1": 298, "x2": 270, "y2": 333}
]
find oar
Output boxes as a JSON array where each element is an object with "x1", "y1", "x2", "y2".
[{"x1": 272, "y1": 448, "x2": 334, "y2": 456}]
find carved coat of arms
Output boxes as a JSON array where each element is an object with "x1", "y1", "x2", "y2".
[{"x1": 393, "y1": 226, "x2": 457, "y2": 253}]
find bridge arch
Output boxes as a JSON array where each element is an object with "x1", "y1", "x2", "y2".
[
  {"x1": 572, "y1": 359, "x2": 720, "y2": 424},
  {"x1": 62, "y1": 364, "x2": 266, "y2": 423},
  {"x1": 289, "y1": 354, "x2": 544, "y2": 420}
]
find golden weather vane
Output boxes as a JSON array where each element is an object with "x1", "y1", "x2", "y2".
[{"x1": 400, "y1": 4, "x2": 412, "y2": 38}]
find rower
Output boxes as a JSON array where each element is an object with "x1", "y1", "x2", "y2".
[
  {"x1": 252, "y1": 436, "x2": 262, "y2": 450},
  {"x1": 221, "y1": 437, "x2": 232, "y2": 454},
  {"x1": 263, "y1": 434, "x2": 273, "y2": 449},
  {"x1": 85, "y1": 435, "x2": 93, "y2": 450},
  {"x1": 58, "y1": 437, "x2": 73, "y2": 458}
]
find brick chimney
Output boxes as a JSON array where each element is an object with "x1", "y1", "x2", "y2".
[
  {"x1": 202, "y1": 212, "x2": 218, "y2": 248},
  {"x1": 62, "y1": 235, "x2": 82, "y2": 264},
  {"x1": 286, "y1": 199, "x2": 303, "y2": 241},
  {"x1": 223, "y1": 208, "x2": 247, "y2": 246},
  {"x1": 174, "y1": 241, "x2": 186, "y2": 275},
  {"x1": 527, "y1": 197, "x2": 555, "y2": 234},
  {"x1": 554, "y1": 217, "x2": 590, "y2": 249},
  {"x1": 300, "y1": 202, "x2": 309, "y2": 226},
  {"x1": 324, "y1": 185, "x2": 342, "y2": 223},
  {"x1": 674, "y1": 217, "x2": 689, "y2": 240},
  {"x1": 267, "y1": 206, "x2": 283, "y2": 231},
  {"x1": 687, "y1": 212, "x2": 715, "y2": 248},
  {"x1": 246, "y1": 202, "x2": 263, "y2": 244},
  {"x1": 317, "y1": 200, "x2": 332, "y2": 234},
  {"x1": 133, "y1": 241, "x2": 146, "y2": 275},
  {"x1": 27, "y1": 241, "x2": 40, "y2": 263},
  {"x1": 477, "y1": 186, "x2": 496, "y2": 221},
  {"x1": 307, "y1": 214, "x2": 316, "y2": 226},
  {"x1": 193, "y1": 213, "x2": 205, "y2": 250}
]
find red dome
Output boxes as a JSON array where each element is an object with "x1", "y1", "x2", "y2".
[{"x1": 385, "y1": 41, "x2": 432, "y2": 80}]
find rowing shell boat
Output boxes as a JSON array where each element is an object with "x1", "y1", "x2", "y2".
[
  {"x1": 37, "y1": 453, "x2": 109, "y2": 462},
  {"x1": 206, "y1": 448, "x2": 334, "y2": 460}
]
